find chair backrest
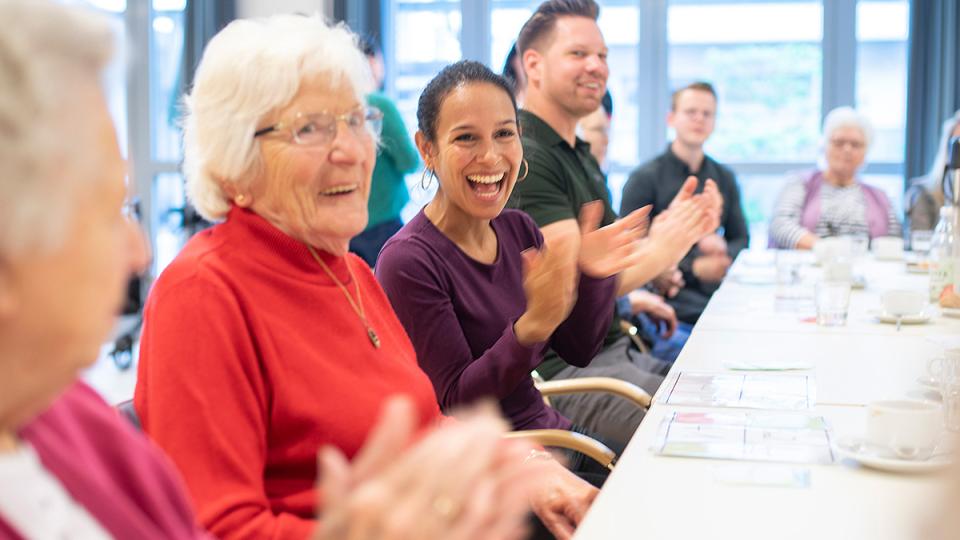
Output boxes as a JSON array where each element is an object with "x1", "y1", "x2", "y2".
[{"x1": 115, "y1": 399, "x2": 141, "y2": 431}]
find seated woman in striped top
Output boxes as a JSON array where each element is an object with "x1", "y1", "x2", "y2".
[{"x1": 769, "y1": 106, "x2": 901, "y2": 249}]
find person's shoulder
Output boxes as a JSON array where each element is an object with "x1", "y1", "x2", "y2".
[
  {"x1": 22, "y1": 383, "x2": 203, "y2": 537},
  {"x1": 495, "y1": 209, "x2": 543, "y2": 248},
  {"x1": 705, "y1": 155, "x2": 736, "y2": 181},
  {"x1": 377, "y1": 213, "x2": 450, "y2": 279},
  {"x1": 148, "y1": 226, "x2": 245, "y2": 310},
  {"x1": 626, "y1": 155, "x2": 663, "y2": 184},
  {"x1": 23, "y1": 382, "x2": 148, "y2": 466}
]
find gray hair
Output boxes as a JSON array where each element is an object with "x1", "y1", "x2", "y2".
[
  {"x1": 182, "y1": 13, "x2": 374, "y2": 222},
  {"x1": 821, "y1": 106, "x2": 874, "y2": 151},
  {"x1": 0, "y1": 0, "x2": 113, "y2": 258}
]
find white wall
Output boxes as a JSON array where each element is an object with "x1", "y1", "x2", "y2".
[{"x1": 236, "y1": 0, "x2": 332, "y2": 19}]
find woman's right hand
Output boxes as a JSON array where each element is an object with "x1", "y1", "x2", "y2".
[
  {"x1": 514, "y1": 229, "x2": 580, "y2": 346},
  {"x1": 316, "y1": 397, "x2": 546, "y2": 540}
]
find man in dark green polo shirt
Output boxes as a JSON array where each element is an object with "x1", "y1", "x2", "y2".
[
  {"x1": 509, "y1": 0, "x2": 721, "y2": 451},
  {"x1": 621, "y1": 82, "x2": 749, "y2": 325}
]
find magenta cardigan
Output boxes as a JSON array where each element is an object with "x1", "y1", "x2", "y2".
[
  {"x1": 800, "y1": 170, "x2": 892, "y2": 239},
  {"x1": 1, "y1": 383, "x2": 208, "y2": 540}
]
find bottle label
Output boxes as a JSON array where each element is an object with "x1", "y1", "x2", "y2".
[{"x1": 931, "y1": 258, "x2": 956, "y2": 300}]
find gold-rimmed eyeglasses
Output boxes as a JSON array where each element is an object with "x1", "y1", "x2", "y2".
[{"x1": 254, "y1": 106, "x2": 383, "y2": 146}]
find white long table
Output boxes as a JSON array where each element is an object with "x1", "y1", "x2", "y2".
[{"x1": 574, "y1": 251, "x2": 960, "y2": 540}]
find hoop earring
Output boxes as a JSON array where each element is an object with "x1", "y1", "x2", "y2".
[
  {"x1": 518, "y1": 159, "x2": 529, "y2": 182},
  {"x1": 420, "y1": 168, "x2": 436, "y2": 190}
]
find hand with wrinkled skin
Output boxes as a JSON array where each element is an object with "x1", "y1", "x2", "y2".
[
  {"x1": 315, "y1": 398, "x2": 547, "y2": 540},
  {"x1": 527, "y1": 459, "x2": 599, "y2": 540},
  {"x1": 577, "y1": 201, "x2": 650, "y2": 279}
]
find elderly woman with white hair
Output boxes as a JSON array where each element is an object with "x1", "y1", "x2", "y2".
[
  {"x1": 135, "y1": 13, "x2": 598, "y2": 540},
  {"x1": 769, "y1": 106, "x2": 902, "y2": 249}
]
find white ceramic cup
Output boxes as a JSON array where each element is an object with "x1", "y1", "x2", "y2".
[
  {"x1": 813, "y1": 237, "x2": 852, "y2": 265},
  {"x1": 872, "y1": 236, "x2": 905, "y2": 260},
  {"x1": 866, "y1": 399, "x2": 942, "y2": 459},
  {"x1": 881, "y1": 289, "x2": 927, "y2": 316},
  {"x1": 823, "y1": 259, "x2": 853, "y2": 282}
]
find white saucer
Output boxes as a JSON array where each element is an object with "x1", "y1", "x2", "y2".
[
  {"x1": 875, "y1": 252, "x2": 905, "y2": 262},
  {"x1": 917, "y1": 375, "x2": 940, "y2": 389},
  {"x1": 873, "y1": 310, "x2": 932, "y2": 325},
  {"x1": 941, "y1": 307, "x2": 960, "y2": 319},
  {"x1": 834, "y1": 438, "x2": 951, "y2": 473}
]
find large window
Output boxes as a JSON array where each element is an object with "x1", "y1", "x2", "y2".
[
  {"x1": 389, "y1": 0, "x2": 462, "y2": 218},
  {"x1": 668, "y1": 2, "x2": 823, "y2": 163},
  {"x1": 856, "y1": 0, "x2": 909, "y2": 210},
  {"x1": 381, "y1": 0, "x2": 911, "y2": 245},
  {"x1": 65, "y1": 0, "x2": 188, "y2": 277}
]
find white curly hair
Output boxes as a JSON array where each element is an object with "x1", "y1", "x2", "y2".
[{"x1": 182, "y1": 13, "x2": 374, "y2": 222}]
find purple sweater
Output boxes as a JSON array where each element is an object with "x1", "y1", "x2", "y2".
[
  {"x1": 1, "y1": 383, "x2": 207, "y2": 540},
  {"x1": 376, "y1": 209, "x2": 616, "y2": 431}
]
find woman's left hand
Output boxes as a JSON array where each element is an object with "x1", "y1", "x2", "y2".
[
  {"x1": 578, "y1": 200, "x2": 650, "y2": 279},
  {"x1": 528, "y1": 460, "x2": 599, "y2": 540}
]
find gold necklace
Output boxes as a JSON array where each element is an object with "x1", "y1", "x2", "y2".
[{"x1": 306, "y1": 245, "x2": 381, "y2": 349}]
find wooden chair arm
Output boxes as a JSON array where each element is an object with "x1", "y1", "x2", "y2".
[
  {"x1": 535, "y1": 377, "x2": 652, "y2": 408},
  {"x1": 502, "y1": 429, "x2": 616, "y2": 471}
]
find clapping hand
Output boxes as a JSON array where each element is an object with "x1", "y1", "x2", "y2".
[
  {"x1": 514, "y1": 229, "x2": 580, "y2": 346},
  {"x1": 577, "y1": 200, "x2": 650, "y2": 279},
  {"x1": 316, "y1": 397, "x2": 546, "y2": 540}
]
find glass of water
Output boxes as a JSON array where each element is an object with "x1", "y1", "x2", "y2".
[
  {"x1": 815, "y1": 281, "x2": 851, "y2": 326},
  {"x1": 939, "y1": 349, "x2": 960, "y2": 431},
  {"x1": 910, "y1": 229, "x2": 934, "y2": 253}
]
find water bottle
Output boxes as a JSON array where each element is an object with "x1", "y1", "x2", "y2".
[{"x1": 929, "y1": 206, "x2": 958, "y2": 301}]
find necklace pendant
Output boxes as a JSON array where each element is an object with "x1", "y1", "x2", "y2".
[{"x1": 367, "y1": 327, "x2": 381, "y2": 348}]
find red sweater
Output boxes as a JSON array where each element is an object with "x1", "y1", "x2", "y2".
[{"x1": 135, "y1": 207, "x2": 441, "y2": 540}]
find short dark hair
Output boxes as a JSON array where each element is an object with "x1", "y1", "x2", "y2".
[
  {"x1": 671, "y1": 81, "x2": 717, "y2": 111},
  {"x1": 516, "y1": 0, "x2": 600, "y2": 55},
  {"x1": 502, "y1": 42, "x2": 521, "y2": 96},
  {"x1": 601, "y1": 90, "x2": 613, "y2": 118},
  {"x1": 417, "y1": 60, "x2": 518, "y2": 143}
]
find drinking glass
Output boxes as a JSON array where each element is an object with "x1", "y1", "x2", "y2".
[{"x1": 815, "y1": 281, "x2": 851, "y2": 326}]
